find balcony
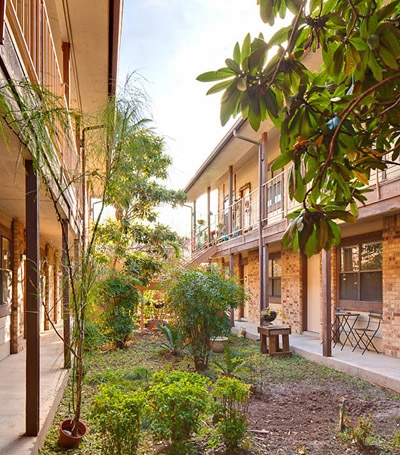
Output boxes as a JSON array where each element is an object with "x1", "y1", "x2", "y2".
[
  {"x1": 7, "y1": 0, "x2": 79, "y2": 178},
  {"x1": 190, "y1": 159, "x2": 400, "y2": 260}
]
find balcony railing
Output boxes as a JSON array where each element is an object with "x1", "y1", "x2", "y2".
[
  {"x1": 191, "y1": 158, "x2": 400, "y2": 257},
  {"x1": 7, "y1": 0, "x2": 80, "y2": 215},
  {"x1": 8, "y1": 0, "x2": 79, "y2": 172}
]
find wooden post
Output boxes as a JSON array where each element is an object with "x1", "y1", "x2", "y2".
[
  {"x1": 25, "y1": 160, "x2": 40, "y2": 436},
  {"x1": 322, "y1": 249, "x2": 332, "y2": 357}
]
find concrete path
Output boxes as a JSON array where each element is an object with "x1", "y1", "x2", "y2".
[{"x1": 0, "y1": 327, "x2": 68, "y2": 455}]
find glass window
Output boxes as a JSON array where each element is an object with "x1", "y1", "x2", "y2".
[
  {"x1": 268, "y1": 257, "x2": 281, "y2": 298},
  {"x1": 1, "y1": 237, "x2": 10, "y2": 269},
  {"x1": 0, "y1": 237, "x2": 11, "y2": 305},
  {"x1": 339, "y1": 241, "x2": 382, "y2": 302}
]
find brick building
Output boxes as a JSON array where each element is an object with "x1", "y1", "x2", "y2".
[
  {"x1": 184, "y1": 116, "x2": 400, "y2": 359},
  {"x1": 0, "y1": 0, "x2": 123, "y2": 436}
]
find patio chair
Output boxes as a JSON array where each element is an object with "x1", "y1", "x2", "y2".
[{"x1": 352, "y1": 310, "x2": 383, "y2": 355}]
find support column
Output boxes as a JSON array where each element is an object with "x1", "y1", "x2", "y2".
[
  {"x1": 322, "y1": 249, "x2": 332, "y2": 357},
  {"x1": 207, "y1": 186, "x2": 211, "y2": 244},
  {"x1": 25, "y1": 160, "x2": 40, "y2": 436},
  {"x1": 228, "y1": 166, "x2": 233, "y2": 237},
  {"x1": 62, "y1": 218, "x2": 71, "y2": 369}
]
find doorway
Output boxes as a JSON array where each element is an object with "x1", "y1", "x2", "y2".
[{"x1": 307, "y1": 254, "x2": 321, "y2": 334}]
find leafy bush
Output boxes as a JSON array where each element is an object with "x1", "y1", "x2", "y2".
[
  {"x1": 98, "y1": 271, "x2": 140, "y2": 348},
  {"x1": 146, "y1": 370, "x2": 211, "y2": 452},
  {"x1": 84, "y1": 320, "x2": 107, "y2": 351},
  {"x1": 211, "y1": 376, "x2": 251, "y2": 451},
  {"x1": 92, "y1": 385, "x2": 146, "y2": 455},
  {"x1": 165, "y1": 265, "x2": 248, "y2": 371}
]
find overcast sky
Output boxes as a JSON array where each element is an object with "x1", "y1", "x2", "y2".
[{"x1": 119, "y1": 1, "x2": 265, "y2": 194}]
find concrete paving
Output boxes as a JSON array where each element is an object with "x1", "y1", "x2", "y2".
[
  {"x1": 1, "y1": 320, "x2": 400, "y2": 455},
  {"x1": 0, "y1": 327, "x2": 68, "y2": 455}
]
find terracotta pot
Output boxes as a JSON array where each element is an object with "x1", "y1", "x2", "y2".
[{"x1": 58, "y1": 419, "x2": 87, "y2": 449}]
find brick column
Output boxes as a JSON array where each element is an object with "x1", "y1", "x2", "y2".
[
  {"x1": 11, "y1": 218, "x2": 25, "y2": 354},
  {"x1": 281, "y1": 248, "x2": 304, "y2": 333},
  {"x1": 382, "y1": 214, "x2": 400, "y2": 358}
]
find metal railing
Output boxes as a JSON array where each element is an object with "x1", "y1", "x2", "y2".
[
  {"x1": 8, "y1": 0, "x2": 79, "y2": 176},
  {"x1": 189, "y1": 158, "x2": 400, "y2": 259}
]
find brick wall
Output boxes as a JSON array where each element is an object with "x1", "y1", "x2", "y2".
[
  {"x1": 11, "y1": 219, "x2": 25, "y2": 354},
  {"x1": 281, "y1": 248, "x2": 303, "y2": 334},
  {"x1": 382, "y1": 214, "x2": 400, "y2": 358},
  {"x1": 246, "y1": 249, "x2": 262, "y2": 322}
]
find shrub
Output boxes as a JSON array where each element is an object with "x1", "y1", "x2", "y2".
[
  {"x1": 146, "y1": 370, "x2": 211, "y2": 452},
  {"x1": 164, "y1": 265, "x2": 248, "y2": 371},
  {"x1": 211, "y1": 376, "x2": 251, "y2": 451},
  {"x1": 98, "y1": 271, "x2": 140, "y2": 348},
  {"x1": 84, "y1": 320, "x2": 107, "y2": 351},
  {"x1": 92, "y1": 385, "x2": 146, "y2": 455}
]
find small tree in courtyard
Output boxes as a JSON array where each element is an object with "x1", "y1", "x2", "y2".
[{"x1": 164, "y1": 265, "x2": 248, "y2": 371}]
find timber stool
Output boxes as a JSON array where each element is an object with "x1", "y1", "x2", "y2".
[{"x1": 258, "y1": 325, "x2": 292, "y2": 358}]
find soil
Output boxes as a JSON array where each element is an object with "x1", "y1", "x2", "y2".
[{"x1": 243, "y1": 380, "x2": 400, "y2": 455}]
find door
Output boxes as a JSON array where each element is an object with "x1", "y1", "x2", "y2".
[{"x1": 307, "y1": 254, "x2": 321, "y2": 333}]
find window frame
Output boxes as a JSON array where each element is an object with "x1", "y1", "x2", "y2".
[
  {"x1": 338, "y1": 233, "x2": 383, "y2": 312},
  {"x1": 268, "y1": 254, "x2": 281, "y2": 303}
]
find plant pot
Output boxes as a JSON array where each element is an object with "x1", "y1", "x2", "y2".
[
  {"x1": 210, "y1": 336, "x2": 228, "y2": 353},
  {"x1": 58, "y1": 419, "x2": 87, "y2": 449},
  {"x1": 263, "y1": 310, "x2": 277, "y2": 324}
]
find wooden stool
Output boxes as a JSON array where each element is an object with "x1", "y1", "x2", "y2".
[{"x1": 258, "y1": 326, "x2": 292, "y2": 358}]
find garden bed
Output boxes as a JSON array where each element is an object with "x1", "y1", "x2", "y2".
[{"x1": 39, "y1": 331, "x2": 400, "y2": 455}]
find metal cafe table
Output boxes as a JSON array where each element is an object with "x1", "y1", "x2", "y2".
[{"x1": 332, "y1": 311, "x2": 360, "y2": 350}]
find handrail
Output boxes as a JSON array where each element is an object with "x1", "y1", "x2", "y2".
[{"x1": 189, "y1": 158, "x2": 400, "y2": 258}]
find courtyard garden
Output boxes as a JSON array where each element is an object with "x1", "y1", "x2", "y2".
[{"x1": 40, "y1": 325, "x2": 400, "y2": 455}]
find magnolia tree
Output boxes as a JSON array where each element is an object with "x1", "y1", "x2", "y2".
[{"x1": 198, "y1": 0, "x2": 400, "y2": 256}]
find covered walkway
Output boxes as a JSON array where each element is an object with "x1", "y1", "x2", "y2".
[{"x1": 0, "y1": 327, "x2": 68, "y2": 455}]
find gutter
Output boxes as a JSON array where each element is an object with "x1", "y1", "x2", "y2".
[{"x1": 108, "y1": 0, "x2": 124, "y2": 97}]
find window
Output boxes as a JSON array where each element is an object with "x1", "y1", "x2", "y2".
[
  {"x1": 268, "y1": 256, "x2": 281, "y2": 299},
  {"x1": 266, "y1": 168, "x2": 283, "y2": 213},
  {"x1": 0, "y1": 237, "x2": 11, "y2": 305},
  {"x1": 339, "y1": 241, "x2": 382, "y2": 302}
]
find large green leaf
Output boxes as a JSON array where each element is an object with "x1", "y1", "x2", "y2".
[
  {"x1": 206, "y1": 79, "x2": 235, "y2": 95},
  {"x1": 259, "y1": 0, "x2": 275, "y2": 25},
  {"x1": 196, "y1": 68, "x2": 235, "y2": 82},
  {"x1": 220, "y1": 84, "x2": 241, "y2": 126}
]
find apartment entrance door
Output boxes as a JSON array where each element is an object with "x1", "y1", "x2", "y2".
[{"x1": 307, "y1": 254, "x2": 321, "y2": 334}]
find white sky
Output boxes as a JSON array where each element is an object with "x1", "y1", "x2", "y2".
[{"x1": 118, "y1": 1, "x2": 270, "y2": 235}]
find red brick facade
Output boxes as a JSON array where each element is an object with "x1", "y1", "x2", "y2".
[{"x1": 382, "y1": 214, "x2": 400, "y2": 358}]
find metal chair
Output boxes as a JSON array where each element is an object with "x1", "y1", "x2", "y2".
[{"x1": 352, "y1": 310, "x2": 383, "y2": 355}]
